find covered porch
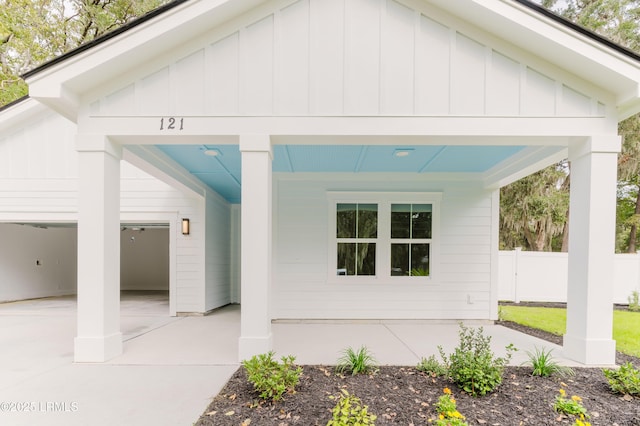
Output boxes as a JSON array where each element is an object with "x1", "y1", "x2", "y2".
[{"x1": 22, "y1": 0, "x2": 640, "y2": 366}]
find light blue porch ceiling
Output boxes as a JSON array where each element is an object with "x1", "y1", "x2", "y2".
[{"x1": 156, "y1": 144, "x2": 525, "y2": 203}]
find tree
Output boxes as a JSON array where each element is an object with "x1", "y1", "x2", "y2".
[
  {"x1": 500, "y1": 163, "x2": 570, "y2": 251},
  {"x1": 0, "y1": 0, "x2": 168, "y2": 106}
]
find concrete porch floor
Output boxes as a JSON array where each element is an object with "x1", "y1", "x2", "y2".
[{"x1": 0, "y1": 292, "x2": 580, "y2": 426}]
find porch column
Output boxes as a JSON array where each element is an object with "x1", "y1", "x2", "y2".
[
  {"x1": 74, "y1": 135, "x2": 122, "y2": 362},
  {"x1": 238, "y1": 135, "x2": 273, "y2": 360},
  {"x1": 563, "y1": 136, "x2": 620, "y2": 365}
]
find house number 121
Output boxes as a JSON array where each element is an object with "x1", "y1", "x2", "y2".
[{"x1": 159, "y1": 117, "x2": 184, "y2": 131}]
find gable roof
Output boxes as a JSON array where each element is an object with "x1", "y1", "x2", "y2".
[
  {"x1": 22, "y1": 0, "x2": 640, "y2": 121},
  {"x1": 23, "y1": 0, "x2": 640, "y2": 80}
]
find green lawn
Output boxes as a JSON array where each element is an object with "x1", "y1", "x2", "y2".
[{"x1": 499, "y1": 305, "x2": 640, "y2": 358}]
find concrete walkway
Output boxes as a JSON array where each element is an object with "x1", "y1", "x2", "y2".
[{"x1": 0, "y1": 294, "x2": 579, "y2": 426}]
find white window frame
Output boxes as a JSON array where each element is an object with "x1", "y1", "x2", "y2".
[{"x1": 327, "y1": 191, "x2": 441, "y2": 284}]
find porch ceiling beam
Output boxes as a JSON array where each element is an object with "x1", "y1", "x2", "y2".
[
  {"x1": 92, "y1": 116, "x2": 613, "y2": 142},
  {"x1": 482, "y1": 146, "x2": 568, "y2": 189}
]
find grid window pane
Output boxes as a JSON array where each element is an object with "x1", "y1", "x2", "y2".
[
  {"x1": 412, "y1": 204, "x2": 432, "y2": 239},
  {"x1": 411, "y1": 244, "x2": 430, "y2": 276},
  {"x1": 391, "y1": 243, "x2": 430, "y2": 276},
  {"x1": 358, "y1": 204, "x2": 378, "y2": 238},
  {"x1": 391, "y1": 243, "x2": 409, "y2": 276},
  {"x1": 391, "y1": 204, "x2": 411, "y2": 238},
  {"x1": 337, "y1": 242, "x2": 376, "y2": 276},
  {"x1": 337, "y1": 204, "x2": 356, "y2": 238},
  {"x1": 357, "y1": 243, "x2": 376, "y2": 275},
  {"x1": 337, "y1": 243, "x2": 356, "y2": 275}
]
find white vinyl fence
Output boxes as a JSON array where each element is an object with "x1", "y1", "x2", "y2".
[{"x1": 498, "y1": 249, "x2": 640, "y2": 304}]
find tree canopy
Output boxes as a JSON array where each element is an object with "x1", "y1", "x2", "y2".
[{"x1": 0, "y1": 0, "x2": 168, "y2": 105}]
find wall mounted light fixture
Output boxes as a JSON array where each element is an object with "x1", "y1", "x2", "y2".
[{"x1": 182, "y1": 218, "x2": 190, "y2": 235}]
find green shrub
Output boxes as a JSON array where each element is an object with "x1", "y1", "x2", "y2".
[
  {"x1": 416, "y1": 355, "x2": 447, "y2": 377},
  {"x1": 241, "y1": 351, "x2": 302, "y2": 401},
  {"x1": 327, "y1": 389, "x2": 377, "y2": 426},
  {"x1": 629, "y1": 290, "x2": 640, "y2": 312},
  {"x1": 603, "y1": 362, "x2": 640, "y2": 395},
  {"x1": 524, "y1": 346, "x2": 574, "y2": 377},
  {"x1": 438, "y1": 323, "x2": 516, "y2": 397},
  {"x1": 335, "y1": 346, "x2": 378, "y2": 375}
]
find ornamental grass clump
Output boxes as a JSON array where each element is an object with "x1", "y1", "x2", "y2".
[
  {"x1": 431, "y1": 387, "x2": 468, "y2": 426},
  {"x1": 335, "y1": 345, "x2": 378, "y2": 375},
  {"x1": 241, "y1": 351, "x2": 302, "y2": 402},
  {"x1": 524, "y1": 346, "x2": 574, "y2": 377},
  {"x1": 327, "y1": 389, "x2": 377, "y2": 426},
  {"x1": 438, "y1": 323, "x2": 516, "y2": 397}
]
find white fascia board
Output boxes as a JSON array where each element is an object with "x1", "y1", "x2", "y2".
[{"x1": 25, "y1": 0, "x2": 267, "y2": 118}]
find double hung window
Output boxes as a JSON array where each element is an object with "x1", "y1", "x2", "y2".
[{"x1": 329, "y1": 193, "x2": 439, "y2": 281}]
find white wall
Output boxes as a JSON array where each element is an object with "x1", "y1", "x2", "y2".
[
  {"x1": 120, "y1": 228, "x2": 169, "y2": 290},
  {"x1": 498, "y1": 250, "x2": 640, "y2": 304},
  {"x1": 0, "y1": 224, "x2": 77, "y2": 302},
  {"x1": 91, "y1": 0, "x2": 603, "y2": 119},
  {"x1": 272, "y1": 174, "x2": 497, "y2": 320}
]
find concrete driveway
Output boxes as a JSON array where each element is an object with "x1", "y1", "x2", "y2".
[{"x1": 0, "y1": 293, "x2": 576, "y2": 426}]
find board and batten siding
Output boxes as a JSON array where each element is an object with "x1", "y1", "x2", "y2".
[
  {"x1": 89, "y1": 0, "x2": 606, "y2": 119},
  {"x1": 273, "y1": 175, "x2": 496, "y2": 319},
  {"x1": 0, "y1": 105, "x2": 219, "y2": 314},
  {"x1": 0, "y1": 110, "x2": 78, "y2": 219}
]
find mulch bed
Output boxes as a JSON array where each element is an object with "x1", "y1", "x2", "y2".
[{"x1": 195, "y1": 321, "x2": 640, "y2": 426}]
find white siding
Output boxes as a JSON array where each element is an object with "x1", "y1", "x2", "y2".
[
  {"x1": 273, "y1": 175, "x2": 496, "y2": 319},
  {"x1": 92, "y1": 0, "x2": 604, "y2": 118}
]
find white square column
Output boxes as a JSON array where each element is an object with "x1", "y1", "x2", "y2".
[
  {"x1": 563, "y1": 136, "x2": 620, "y2": 365},
  {"x1": 74, "y1": 135, "x2": 123, "y2": 362},
  {"x1": 238, "y1": 135, "x2": 273, "y2": 361}
]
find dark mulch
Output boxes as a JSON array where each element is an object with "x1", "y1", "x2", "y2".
[{"x1": 195, "y1": 321, "x2": 640, "y2": 425}]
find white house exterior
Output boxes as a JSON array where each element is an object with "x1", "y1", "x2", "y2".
[{"x1": 3, "y1": 0, "x2": 640, "y2": 365}]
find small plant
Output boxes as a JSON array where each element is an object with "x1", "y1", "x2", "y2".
[
  {"x1": 417, "y1": 355, "x2": 447, "y2": 377},
  {"x1": 524, "y1": 346, "x2": 574, "y2": 377},
  {"x1": 431, "y1": 387, "x2": 468, "y2": 426},
  {"x1": 241, "y1": 351, "x2": 302, "y2": 402},
  {"x1": 327, "y1": 389, "x2": 377, "y2": 426},
  {"x1": 336, "y1": 345, "x2": 378, "y2": 375},
  {"x1": 553, "y1": 387, "x2": 589, "y2": 419},
  {"x1": 438, "y1": 323, "x2": 516, "y2": 396},
  {"x1": 629, "y1": 290, "x2": 640, "y2": 312},
  {"x1": 603, "y1": 362, "x2": 640, "y2": 395},
  {"x1": 573, "y1": 415, "x2": 592, "y2": 426}
]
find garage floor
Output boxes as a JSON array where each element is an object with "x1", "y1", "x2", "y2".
[{"x1": 0, "y1": 292, "x2": 580, "y2": 426}]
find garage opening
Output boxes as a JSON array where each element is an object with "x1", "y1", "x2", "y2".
[{"x1": 0, "y1": 223, "x2": 171, "y2": 315}]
